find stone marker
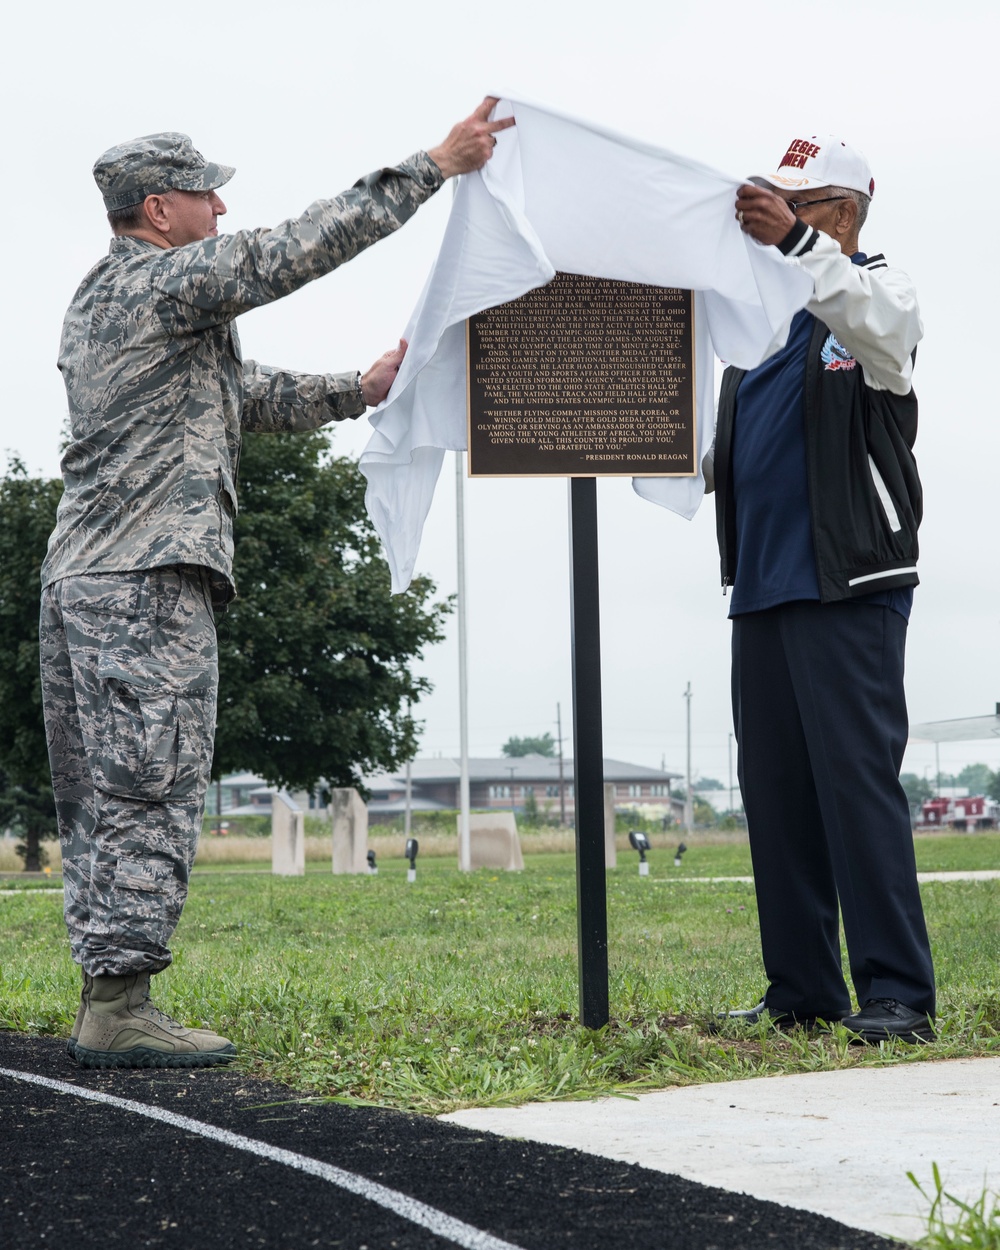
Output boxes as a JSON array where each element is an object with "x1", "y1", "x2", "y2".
[
  {"x1": 603, "y1": 782, "x2": 617, "y2": 868},
  {"x1": 463, "y1": 812, "x2": 524, "y2": 871},
  {"x1": 272, "y1": 790, "x2": 304, "y2": 876},
  {"x1": 330, "y1": 787, "x2": 369, "y2": 875}
]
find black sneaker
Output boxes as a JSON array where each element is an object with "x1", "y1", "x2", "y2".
[{"x1": 840, "y1": 998, "x2": 935, "y2": 1044}]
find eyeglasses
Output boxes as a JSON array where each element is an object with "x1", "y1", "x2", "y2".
[{"x1": 788, "y1": 196, "x2": 847, "y2": 214}]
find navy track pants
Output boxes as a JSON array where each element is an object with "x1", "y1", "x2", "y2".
[{"x1": 731, "y1": 600, "x2": 935, "y2": 1017}]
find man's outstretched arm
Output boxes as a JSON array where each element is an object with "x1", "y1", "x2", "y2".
[
  {"x1": 240, "y1": 340, "x2": 409, "y2": 432},
  {"x1": 154, "y1": 98, "x2": 516, "y2": 326}
]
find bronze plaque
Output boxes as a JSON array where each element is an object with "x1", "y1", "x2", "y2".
[{"x1": 467, "y1": 272, "x2": 696, "y2": 477}]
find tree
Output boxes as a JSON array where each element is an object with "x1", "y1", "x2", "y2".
[
  {"x1": 214, "y1": 431, "x2": 451, "y2": 791},
  {"x1": 989, "y1": 770, "x2": 1000, "y2": 803},
  {"x1": 0, "y1": 460, "x2": 62, "y2": 870},
  {"x1": 520, "y1": 788, "x2": 540, "y2": 828},
  {"x1": 0, "y1": 438, "x2": 449, "y2": 861},
  {"x1": 899, "y1": 772, "x2": 933, "y2": 811},
  {"x1": 0, "y1": 773, "x2": 58, "y2": 869},
  {"x1": 693, "y1": 776, "x2": 724, "y2": 791},
  {"x1": 501, "y1": 733, "x2": 555, "y2": 758},
  {"x1": 692, "y1": 795, "x2": 717, "y2": 826},
  {"x1": 956, "y1": 762, "x2": 994, "y2": 795}
]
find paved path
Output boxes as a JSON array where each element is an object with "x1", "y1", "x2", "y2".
[
  {"x1": 444, "y1": 1056, "x2": 1000, "y2": 1245},
  {"x1": 6, "y1": 871, "x2": 998, "y2": 899},
  {"x1": 652, "y1": 871, "x2": 1000, "y2": 884}
]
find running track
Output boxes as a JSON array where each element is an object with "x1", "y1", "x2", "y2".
[{"x1": 1, "y1": 1034, "x2": 902, "y2": 1250}]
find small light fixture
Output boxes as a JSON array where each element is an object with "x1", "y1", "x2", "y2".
[
  {"x1": 405, "y1": 837, "x2": 419, "y2": 883},
  {"x1": 628, "y1": 830, "x2": 651, "y2": 876},
  {"x1": 674, "y1": 841, "x2": 688, "y2": 868},
  {"x1": 367, "y1": 849, "x2": 378, "y2": 875}
]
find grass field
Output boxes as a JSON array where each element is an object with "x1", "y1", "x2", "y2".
[
  {"x1": 2, "y1": 836, "x2": 999, "y2": 1113},
  {"x1": 6, "y1": 827, "x2": 1000, "y2": 875}
]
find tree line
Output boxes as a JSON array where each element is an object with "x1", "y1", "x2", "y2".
[
  {"x1": 0, "y1": 434, "x2": 450, "y2": 869},
  {"x1": 900, "y1": 764, "x2": 1000, "y2": 809}
]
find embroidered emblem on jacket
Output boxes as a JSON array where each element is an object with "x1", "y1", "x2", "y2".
[{"x1": 821, "y1": 332, "x2": 857, "y2": 371}]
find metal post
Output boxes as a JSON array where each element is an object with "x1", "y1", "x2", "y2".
[
  {"x1": 456, "y1": 451, "x2": 471, "y2": 871},
  {"x1": 404, "y1": 756, "x2": 412, "y2": 840},
  {"x1": 557, "y1": 702, "x2": 567, "y2": 827},
  {"x1": 728, "y1": 731, "x2": 734, "y2": 816},
  {"x1": 684, "y1": 682, "x2": 693, "y2": 835},
  {"x1": 568, "y1": 477, "x2": 609, "y2": 1030}
]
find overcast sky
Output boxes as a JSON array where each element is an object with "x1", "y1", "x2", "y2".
[{"x1": 5, "y1": 0, "x2": 997, "y2": 785}]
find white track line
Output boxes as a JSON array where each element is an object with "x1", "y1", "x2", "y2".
[{"x1": 1, "y1": 1068, "x2": 526, "y2": 1250}]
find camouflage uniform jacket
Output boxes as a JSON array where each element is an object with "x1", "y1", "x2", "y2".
[{"x1": 42, "y1": 153, "x2": 443, "y2": 599}]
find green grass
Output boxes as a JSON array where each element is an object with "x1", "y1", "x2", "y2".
[
  {"x1": 909, "y1": 1164, "x2": 1000, "y2": 1248},
  {"x1": 641, "y1": 832, "x2": 1000, "y2": 877},
  {"x1": 6, "y1": 829, "x2": 997, "y2": 880},
  {"x1": 2, "y1": 846, "x2": 999, "y2": 1113},
  {"x1": 910, "y1": 832, "x2": 1000, "y2": 873}
]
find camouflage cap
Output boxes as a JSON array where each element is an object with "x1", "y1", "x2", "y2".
[{"x1": 93, "y1": 132, "x2": 235, "y2": 211}]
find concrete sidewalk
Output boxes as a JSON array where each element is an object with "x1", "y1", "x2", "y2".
[
  {"x1": 652, "y1": 871, "x2": 1000, "y2": 884},
  {"x1": 443, "y1": 1057, "x2": 1000, "y2": 1244}
]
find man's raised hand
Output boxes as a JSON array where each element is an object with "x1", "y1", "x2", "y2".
[
  {"x1": 428, "y1": 97, "x2": 515, "y2": 178},
  {"x1": 735, "y1": 183, "x2": 797, "y2": 247},
  {"x1": 361, "y1": 339, "x2": 408, "y2": 408}
]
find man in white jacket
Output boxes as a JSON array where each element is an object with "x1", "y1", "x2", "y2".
[{"x1": 712, "y1": 136, "x2": 935, "y2": 1042}]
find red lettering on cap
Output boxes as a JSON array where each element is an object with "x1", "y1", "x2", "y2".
[
  {"x1": 780, "y1": 140, "x2": 821, "y2": 169},
  {"x1": 779, "y1": 153, "x2": 807, "y2": 170}
]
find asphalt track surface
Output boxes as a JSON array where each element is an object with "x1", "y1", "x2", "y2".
[{"x1": 0, "y1": 1035, "x2": 908, "y2": 1250}]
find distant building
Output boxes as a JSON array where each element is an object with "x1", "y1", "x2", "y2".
[
  {"x1": 204, "y1": 773, "x2": 274, "y2": 816},
  {"x1": 364, "y1": 754, "x2": 681, "y2": 825},
  {"x1": 206, "y1": 755, "x2": 684, "y2": 826}
]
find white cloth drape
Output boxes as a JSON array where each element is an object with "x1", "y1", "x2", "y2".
[{"x1": 360, "y1": 98, "x2": 813, "y2": 593}]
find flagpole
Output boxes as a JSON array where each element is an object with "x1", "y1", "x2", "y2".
[{"x1": 456, "y1": 449, "x2": 471, "y2": 871}]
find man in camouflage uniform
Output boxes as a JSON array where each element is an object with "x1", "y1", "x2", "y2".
[{"x1": 41, "y1": 99, "x2": 512, "y2": 1070}]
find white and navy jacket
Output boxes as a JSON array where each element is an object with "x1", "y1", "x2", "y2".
[{"x1": 713, "y1": 219, "x2": 924, "y2": 603}]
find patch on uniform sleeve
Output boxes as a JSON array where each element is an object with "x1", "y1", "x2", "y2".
[{"x1": 821, "y1": 332, "x2": 857, "y2": 371}]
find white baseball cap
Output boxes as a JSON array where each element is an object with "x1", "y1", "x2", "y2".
[{"x1": 753, "y1": 135, "x2": 875, "y2": 199}]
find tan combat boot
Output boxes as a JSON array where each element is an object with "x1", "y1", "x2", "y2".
[
  {"x1": 67, "y1": 968, "x2": 93, "y2": 1058},
  {"x1": 73, "y1": 972, "x2": 236, "y2": 1069}
]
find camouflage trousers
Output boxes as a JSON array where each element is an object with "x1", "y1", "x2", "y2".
[{"x1": 39, "y1": 566, "x2": 218, "y2": 976}]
